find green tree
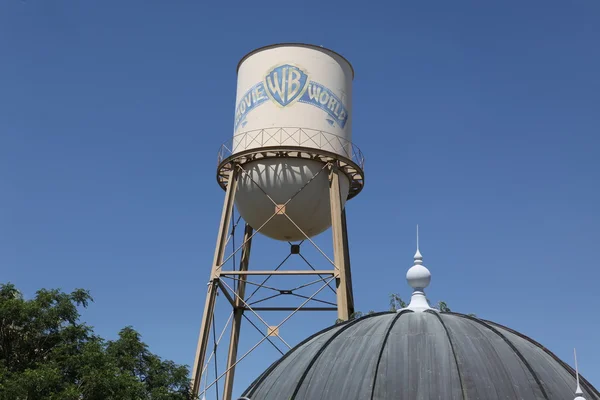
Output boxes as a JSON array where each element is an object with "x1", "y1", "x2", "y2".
[
  {"x1": 437, "y1": 301, "x2": 451, "y2": 313},
  {"x1": 389, "y1": 294, "x2": 407, "y2": 312},
  {"x1": 0, "y1": 283, "x2": 194, "y2": 400}
]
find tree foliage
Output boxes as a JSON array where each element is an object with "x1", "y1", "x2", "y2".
[
  {"x1": 436, "y1": 301, "x2": 451, "y2": 313},
  {"x1": 0, "y1": 283, "x2": 194, "y2": 400},
  {"x1": 389, "y1": 294, "x2": 407, "y2": 312}
]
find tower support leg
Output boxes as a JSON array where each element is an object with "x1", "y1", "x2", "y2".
[
  {"x1": 191, "y1": 167, "x2": 239, "y2": 397},
  {"x1": 341, "y1": 208, "x2": 355, "y2": 315},
  {"x1": 330, "y1": 164, "x2": 354, "y2": 321},
  {"x1": 223, "y1": 224, "x2": 253, "y2": 400}
]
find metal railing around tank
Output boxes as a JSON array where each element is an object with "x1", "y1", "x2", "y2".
[{"x1": 217, "y1": 127, "x2": 365, "y2": 170}]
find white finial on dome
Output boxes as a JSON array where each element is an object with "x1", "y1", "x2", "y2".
[
  {"x1": 574, "y1": 348, "x2": 586, "y2": 400},
  {"x1": 402, "y1": 225, "x2": 432, "y2": 313}
]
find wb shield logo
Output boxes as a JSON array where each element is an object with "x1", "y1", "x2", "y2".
[
  {"x1": 264, "y1": 64, "x2": 309, "y2": 107},
  {"x1": 234, "y1": 63, "x2": 349, "y2": 131}
]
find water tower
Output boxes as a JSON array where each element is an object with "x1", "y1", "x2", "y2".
[{"x1": 191, "y1": 43, "x2": 365, "y2": 400}]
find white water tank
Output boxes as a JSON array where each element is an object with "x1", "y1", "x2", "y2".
[{"x1": 231, "y1": 44, "x2": 354, "y2": 241}]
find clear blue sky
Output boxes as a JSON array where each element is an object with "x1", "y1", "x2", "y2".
[{"x1": 1, "y1": 0, "x2": 599, "y2": 396}]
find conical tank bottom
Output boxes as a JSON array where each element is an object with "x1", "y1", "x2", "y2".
[{"x1": 235, "y1": 158, "x2": 350, "y2": 241}]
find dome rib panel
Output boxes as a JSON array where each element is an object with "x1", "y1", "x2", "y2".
[
  {"x1": 450, "y1": 313, "x2": 550, "y2": 399},
  {"x1": 373, "y1": 312, "x2": 462, "y2": 400},
  {"x1": 484, "y1": 319, "x2": 600, "y2": 400},
  {"x1": 243, "y1": 322, "x2": 345, "y2": 399},
  {"x1": 294, "y1": 313, "x2": 397, "y2": 400},
  {"x1": 290, "y1": 312, "x2": 390, "y2": 400},
  {"x1": 369, "y1": 310, "x2": 411, "y2": 400},
  {"x1": 440, "y1": 313, "x2": 545, "y2": 399},
  {"x1": 427, "y1": 310, "x2": 466, "y2": 400}
]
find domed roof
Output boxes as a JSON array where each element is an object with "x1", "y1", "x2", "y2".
[
  {"x1": 242, "y1": 311, "x2": 600, "y2": 400},
  {"x1": 241, "y1": 230, "x2": 597, "y2": 400}
]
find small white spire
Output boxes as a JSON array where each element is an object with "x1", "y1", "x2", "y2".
[
  {"x1": 401, "y1": 225, "x2": 432, "y2": 313},
  {"x1": 574, "y1": 348, "x2": 586, "y2": 400},
  {"x1": 414, "y1": 225, "x2": 423, "y2": 264},
  {"x1": 417, "y1": 224, "x2": 419, "y2": 251}
]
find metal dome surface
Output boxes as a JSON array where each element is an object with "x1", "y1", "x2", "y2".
[{"x1": 242, "y1": 311, "x2": 599, "y2": 400}]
